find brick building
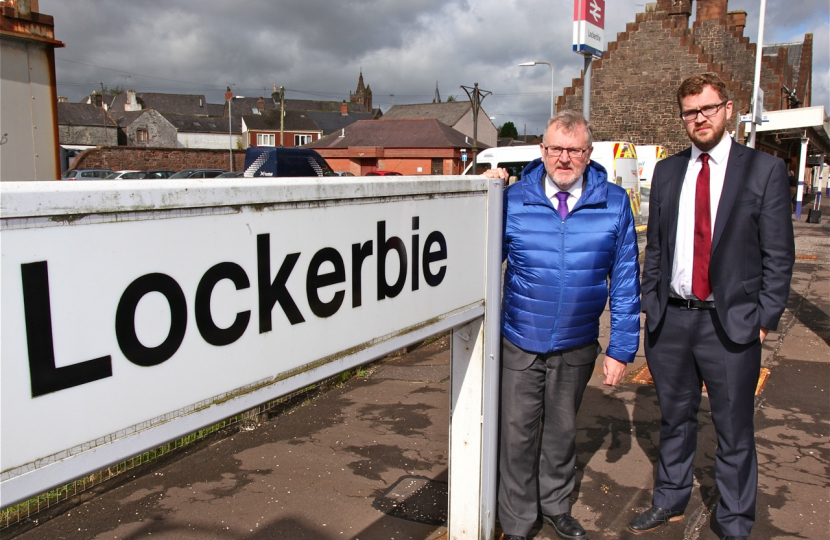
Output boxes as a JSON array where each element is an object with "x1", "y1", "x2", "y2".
[
  {"x1": 309, "y1": 118, "x2": 480, "y2": 176},
  {"x1": 557, "y1": 0, "x2": 815, "y2": 155}
]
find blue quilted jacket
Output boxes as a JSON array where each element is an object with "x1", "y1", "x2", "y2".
[{"x1": 501, "y1": 158, "x2": 641, "y2": 362}]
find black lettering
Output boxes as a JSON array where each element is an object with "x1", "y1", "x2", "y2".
[
  {"x1": 377, "y1": 220, "x2": 407, "y2": 300},
  {"x1": 306, "y1": 248, "x2": 346, "y2": 318},
  {"x1": 22, "y1": 261, "x2": 112, "y2": 397},
  {"x1": 116, "y1": 273, "x2": 187, "y2": 367},
  {"x1": 351, "y1": 241, "x2": 373, "y2": 308},
  {"x1": 411, "y1": 216, "x2": 420, "y2": 291},
  {"x1": 257, "y1": 233, "x2": 305, "y2": 332},
  {"x1": 195, "y1": 262, "x2": 251, "y2": 346},
  {"x1": 423, "y1": 231, "x2": 447, "y2": 287}
]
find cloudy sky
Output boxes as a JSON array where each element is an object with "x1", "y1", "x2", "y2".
[{"x1": 44, "y1": 0, "x2": 828, "y2": 136}]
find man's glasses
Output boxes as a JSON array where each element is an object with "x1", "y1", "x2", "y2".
[
  {"x1": 680, "y1": 100, "x2": 728, "y2": 122},
  {"x1": 543, "y1": 146, "x2": 589, "y2": 159}
]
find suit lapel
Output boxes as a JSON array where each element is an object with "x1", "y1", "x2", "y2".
[
  {"x1": 712, "y1": 141, "x2": 745, "y2": 253},
  {"x1": 665, "y1": 149, "x2": 691, "y2": 266}
]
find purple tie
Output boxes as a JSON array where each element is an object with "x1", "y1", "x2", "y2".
[{"x1": 555, "y1": 191, "x2": 569, "y2": 220}]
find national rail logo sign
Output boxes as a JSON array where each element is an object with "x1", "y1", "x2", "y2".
[{"x1": 573, "y1": 0, "x2": 605, "y2": 58}]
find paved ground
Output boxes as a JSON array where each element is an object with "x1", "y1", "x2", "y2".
[{"x1": 7, "y1": 215, "x2": 829, "y2": 540}]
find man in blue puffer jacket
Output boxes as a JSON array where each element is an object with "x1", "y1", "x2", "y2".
[{"x1": 485, "y1": 110, "x2": 640, "y2": 540}]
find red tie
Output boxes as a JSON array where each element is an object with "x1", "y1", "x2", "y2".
[{"x1": 693, "y1": 153, "x2": 711, "y2": 300}]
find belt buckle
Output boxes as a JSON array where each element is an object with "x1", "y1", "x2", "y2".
[{"x1": 687, "y1": 300, "x2": 700, "y2": 310}]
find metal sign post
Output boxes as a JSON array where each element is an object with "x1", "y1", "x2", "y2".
[{"x1": 573, "y1": 0, "x2": 605, "y2": 121}]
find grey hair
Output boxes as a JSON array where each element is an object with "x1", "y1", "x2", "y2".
[{"x1": 544, "y1": 109, "x2": 593, "y2": 147}]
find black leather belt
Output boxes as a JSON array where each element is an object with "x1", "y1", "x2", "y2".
[{"x1": 668, "y1": 297, "x2": 716, "y2": 310}]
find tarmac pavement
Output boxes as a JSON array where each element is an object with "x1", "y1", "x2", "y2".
[{"x1": 7, "y1": 215, "x2": 829, "y2": 540}]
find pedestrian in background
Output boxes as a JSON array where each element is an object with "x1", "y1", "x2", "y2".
[
  {"x1": 632, "y1": 73, "x2": 795, "y2": 539},
  {"x1": 485, "y1": 109, "x2": 641, "y2": 540}
]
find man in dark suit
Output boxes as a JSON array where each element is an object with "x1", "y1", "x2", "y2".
[{"x1": 630, "y1": 73, "x2": 795, "y2": 539}]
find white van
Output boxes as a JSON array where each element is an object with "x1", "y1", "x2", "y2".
[
  {"x1": 464, "y1": 142, "x2": 641, "y2": 220},
  {"x1": 463, "y1": 145, "x2": 541, "y2": 181}
]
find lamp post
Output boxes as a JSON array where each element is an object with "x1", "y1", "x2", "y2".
[
  {"x1": 519, "y1": 61, "x2": 554, "y2": 119},
  {"x1": 225, "y1": 89, "x2": 243, "y2": 171}
]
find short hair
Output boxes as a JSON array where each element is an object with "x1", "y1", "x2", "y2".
[
  {"x1": 677, "y1": 73, "x2": 730, "y2": 109},
  {"x1": 544, "y1": 110, "x2": 594, "y2": 147}
]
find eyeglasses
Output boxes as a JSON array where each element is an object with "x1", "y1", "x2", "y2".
[
  {"x1": 680, "y1": 100, "x2": 729, "y2": 122},
  {"x1": 543, "y1": 146, "x2": 589, "y2": 159}
]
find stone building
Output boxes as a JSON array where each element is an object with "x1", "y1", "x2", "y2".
[
  {"x1": 350, "y1": 70, "x2": 373, "y2": 113},
  {"x1": 57, "y1": 102, "x2": 118, "y2": 146},
  {"x1": 557, "y1": 0, "x2": 815, "y2": 154}
]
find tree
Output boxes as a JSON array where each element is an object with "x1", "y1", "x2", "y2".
[
  {"x1": 446, "y1": 95, "x2": 456, "y2": 102},
  {"x1": 499, "y1": 121, "x2": 518, "y2": 138},
  {"x1": 101, "y1": 84, "x2": 125, "y2": 95}
]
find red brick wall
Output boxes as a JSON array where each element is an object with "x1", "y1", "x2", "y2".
[{"x1": 71, "y1": 146, "x2": 245, "y2": 172}]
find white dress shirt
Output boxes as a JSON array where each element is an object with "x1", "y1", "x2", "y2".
[
  {"x1": 670, "y1": 134, "x2": 733, "y2": 300},
  {"x1": 545, "y1": 173, "x2": 584, "y2": 214}
]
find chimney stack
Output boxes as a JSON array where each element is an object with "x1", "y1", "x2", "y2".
[
  {"x1": 696, "y1": 0, "x2": 728, "y2": 23},
  {"x1": 341, "y1": 100, "x2": 348, "y2": 116},
  {"x1": 727, "y1": 10, "x2": 746, "y2": 34},
  {"x1": 257, "y1": 97, "x2": 265, "y2": 111},
  {"x1": 57, "y1": 95, "x2": 67, "y2": 103},
  {"x1": 125, "y1": 89, "x2": 140, "y2": 111}
]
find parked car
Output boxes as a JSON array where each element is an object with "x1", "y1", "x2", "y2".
[
  {"x1": 215, "y1": 171, "x2": 244, "y2": 178},
  {"x1": 103, "y1": 170, "x2": 141, "y2": 180},
  {"x1": 143, "y1": 169, "x2": 176, "y2": 179},
  {"x1": 365, "y1": 170, "x2": 402, "y2": 176},
  {"x1": 169, "y1": 169, "x2": 226, "y2": 179},
  {"x1": 330, "y1": 171, "x2": 355, "y2": 177},
  {"x1": 243, "y1": 147, "x2": 334, "y2": 177},
  {"x1": 61, "y1": 168, "x2": 114, "y2": 181}
]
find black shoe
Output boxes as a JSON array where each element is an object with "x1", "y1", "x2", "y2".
[
  {"x1": 723, "y1": 537, "x2": 748, "y2": 540},
  {"x1": 501, "y1": 535, "x2": 527, "y2": 540},
  {"x1": 543, "y1": 513, "x2": 587, "y2": 540},
  {"x1": 628, "y1": 505, "x2": 683, "y2": 533}
]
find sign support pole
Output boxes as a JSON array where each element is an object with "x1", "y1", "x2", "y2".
[
  {"x1": 583, "y1": 54, "x2": 593, "y2": 122},
  {"x1": 448, "y1": 178, "x2": 502, "y2": 540}
]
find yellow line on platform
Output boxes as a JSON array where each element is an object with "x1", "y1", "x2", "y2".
[{"x1": 629, "y1": 365, "x2": 771, "y2": 396}]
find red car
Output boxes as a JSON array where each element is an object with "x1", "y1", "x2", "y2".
[{"x1": 365, "y1": 170, "x2": 402, "y2": 176}]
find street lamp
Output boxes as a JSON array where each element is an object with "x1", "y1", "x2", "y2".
[
  {"x1": 225, "y1": 91, "x2": 243, "y2": 171},
  {"x1": 519, "y1": 61, "x2": 554, "y2": 119}
]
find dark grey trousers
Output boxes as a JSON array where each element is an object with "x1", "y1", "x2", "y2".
[
  {"x1": 498, "y1": 336, "x2": 599, "y2": 536},
  {"x1": 646, "y1": 305, "x2": 761, "y2": 537}
]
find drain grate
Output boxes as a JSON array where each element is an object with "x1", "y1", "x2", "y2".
[{"x1": 372, "y1": 475, "x2": 447, "y2": 525}]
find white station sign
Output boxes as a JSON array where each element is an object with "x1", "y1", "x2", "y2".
[
  {"x1": 0, "y1": 177, "x2": 492, "y2": 507},
  {"x1": 573, "y1": 0, "x2": 605, "y2": 58}
]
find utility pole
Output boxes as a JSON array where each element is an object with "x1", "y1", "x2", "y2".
[
  {"x1": 280, "y1": 86, "x2": 285, "y2": 147},
  {"x1": 461, "y1": 83, "x2": 492, "y2": 174},
  {"x1": 226, "y1": 85, "x2": 234, "y2": 171}
]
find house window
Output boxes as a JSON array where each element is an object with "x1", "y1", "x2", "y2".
[
  {"x1": 257, "y1": 133, "x2": 275, "y2": 146},
  {"x1": 294, "y1": 134, "x2": 312, "y2": 146},
  {"x1": 136, "y1": 128, "x2": 148, "y2": 143}
]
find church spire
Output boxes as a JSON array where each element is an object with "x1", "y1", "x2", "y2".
[{"x1": 433, "y1": 81, "x2": 441, "y2": 103}]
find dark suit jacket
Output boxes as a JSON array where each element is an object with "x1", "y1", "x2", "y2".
[{"x1": 641, "y1": 140, "x2": 795, "y2": 344}]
